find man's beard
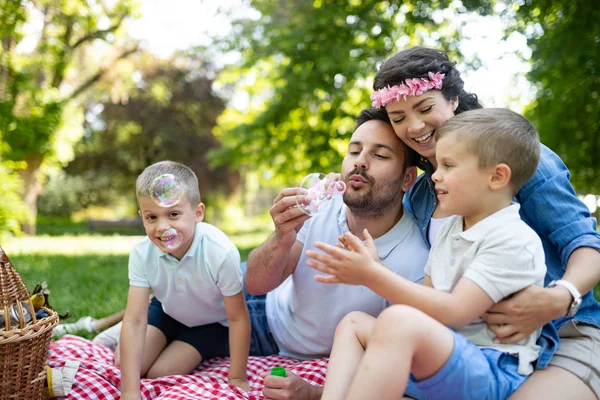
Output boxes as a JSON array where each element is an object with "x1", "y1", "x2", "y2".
[{"x1": 342, "y1": 168, "x2": 404, "y2": 219}]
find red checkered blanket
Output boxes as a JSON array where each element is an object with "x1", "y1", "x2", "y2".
[{"x1": 48, "y1": 336, "x2": 328, "y2": 399}]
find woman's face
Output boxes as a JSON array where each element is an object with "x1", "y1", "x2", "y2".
[{"x1": 385, "y1": 90, "x2": 456, "y2": 167}]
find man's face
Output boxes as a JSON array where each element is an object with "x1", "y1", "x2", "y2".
[{"x1": 341, "y1": 119, "x2": 409, "y2": 218}]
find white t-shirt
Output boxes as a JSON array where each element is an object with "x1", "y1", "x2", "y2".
[
  {"x1": 425, "y1": 203, "x2": 546, "y2": 375},
  {"x1": 266, "y1": 195, "x2": 430, "y2": 359},
  {"x1": 128, "y1": 222, "x2": 242, "y2": 327}
]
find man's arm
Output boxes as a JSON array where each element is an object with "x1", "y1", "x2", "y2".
[{"x1": 245, "y1": 188, "x2": 309, "y2": 294}]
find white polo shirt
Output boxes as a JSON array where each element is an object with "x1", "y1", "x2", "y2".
[
  {"x1": 426, "y1": 203, "x2": 546, "y2": 375},
  {"x1": 266, "y1": 195, "x2": 430, "y2": 359},
  {"x1": 128, "y1": 222, "x2": 242, "y2": 327}
]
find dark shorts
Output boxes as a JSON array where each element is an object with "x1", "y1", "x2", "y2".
[{"x1": 148, "y1": 296, "x2": 230, "y2": 359}]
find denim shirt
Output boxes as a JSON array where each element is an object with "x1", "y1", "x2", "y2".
[{"x1": 403, "y1": 144, "x2": 600, "y2": 370}]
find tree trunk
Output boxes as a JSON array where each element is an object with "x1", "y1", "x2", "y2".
[{"x1": 18, "y1": 155, "x2": 44, "y2": 235}]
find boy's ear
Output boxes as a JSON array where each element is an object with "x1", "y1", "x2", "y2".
[
  {"x1": 195, "y1": 203, "x2": 205, "y2": 222},
  {"x1": 489, "y1": 163, "x2": 511, "y2": 191},
  {"x1": 401, "y1": 166, "x2": 418, "y2": 192}
]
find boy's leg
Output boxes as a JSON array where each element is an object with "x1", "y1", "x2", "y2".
[
  {"x1": 321, "y1": 312, "x2": 376, "y2": 400},
  {"x1": 146, "y1": 321, "x2": 229, "y2": 378},
  {"x1": 114, "y1": 324, "x2": 167, "y2": 376},
  {"x1": 345, "y1": 305, "x2": 454, "y2": 400},
  {"x1": 146, "y1": 340, "x2": 202, "y2": 379},
  {"x1": 91, "y1": 308, "x2": 126, "y2": 332}
]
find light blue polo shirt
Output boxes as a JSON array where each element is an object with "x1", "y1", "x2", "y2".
[
  {"x1": 266, "y1": 195, "x2": 429, "y2": 359},
  {"x1": 128, "y1": 222, "x2": 242, "y2": 327}
]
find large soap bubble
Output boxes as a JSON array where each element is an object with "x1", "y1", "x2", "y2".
[
  {"x1": 150, "y1": 174, "x2": 184, "y2": 207},
  {"x1": 296, "y1": 173, "x2": 346, "y2": 216},
  {"x1": 161, "y1": 228, "x2": 183, "y2": 250}
]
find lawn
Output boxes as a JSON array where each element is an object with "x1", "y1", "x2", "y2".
[{"x1": 3, "y1": 234, "x2": 261, "y2": 339}]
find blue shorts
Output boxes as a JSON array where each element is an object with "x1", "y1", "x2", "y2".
[
  {"x1": 240, "y1": 261, "x2": 280, "y2": 356},
  {"x1": 406, "y1": 330, "x2": 528, "y2": 400},
  {"x1": 148, "y1": 296, "x2": 230, "y2": 359}
]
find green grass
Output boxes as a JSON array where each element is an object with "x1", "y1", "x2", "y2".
[{"x1": 3, "y1": 234, "x2": 261, "y2": 338}]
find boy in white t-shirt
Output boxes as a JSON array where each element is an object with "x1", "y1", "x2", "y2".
[
  {"x1": 117, "y1": 161, "x2": 250, "y2": 400},
  {"x1": 307, "y1": 108, "x2": 546, "y2": 400}
]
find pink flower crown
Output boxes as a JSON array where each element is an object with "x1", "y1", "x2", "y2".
[{"x1": 370, "y1": 72, "x2": 445, "y2": 108}]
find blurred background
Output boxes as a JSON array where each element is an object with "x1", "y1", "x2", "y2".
[{"x1": 0, "y1": 0, "x2": 598, "y2": 321}]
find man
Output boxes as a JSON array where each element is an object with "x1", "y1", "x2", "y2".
[{"x1": 245, "y1": 107, "x2": 430, "y2": 399}]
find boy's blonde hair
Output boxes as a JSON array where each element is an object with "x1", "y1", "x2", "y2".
[
  {"x1": 136, "y1": 161, "x2": 201, "y2": 206},
  {"x1": 436, "y1": 108, "x2": 540, "y2": 193}
]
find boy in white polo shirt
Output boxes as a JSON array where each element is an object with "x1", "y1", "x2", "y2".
[
  {"x1": 117, "y1": 161, "x2": 250, "y2": 399},
  {"x1": 307, "y1": 108, "x2": 547, "y2": 400}
]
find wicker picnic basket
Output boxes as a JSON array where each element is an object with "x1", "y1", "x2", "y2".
[{"x1": 0, "y1": 246, "x2": 58, "y2": 400}]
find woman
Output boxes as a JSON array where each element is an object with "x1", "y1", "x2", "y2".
[{"x1": 372, "y1": 46, "x2": 600, "y2": 399}]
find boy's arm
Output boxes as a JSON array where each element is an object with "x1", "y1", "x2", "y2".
[
  {"x1": 222, "y1": 291, "x2": 251, "y2": 389},
  {"x1": 307, "y1": 231, "x2": 494, "y2": 330},
  {"x1": 120, "y1": 286, "x2": 150, "y2": 399}
]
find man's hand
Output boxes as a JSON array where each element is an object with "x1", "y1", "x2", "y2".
[
  {"x1": 306, "y1": 229, "x2": 384, "y2": 286},
  {"x1": 260, "y1": 370, "x2": 322, "y2": 400},
  {"x1": 228, "y1": 377, "x2": 251, "y2": 391},
  {"x1": 270, "y1": 188, "x2": 311, "y2": 242},
  {"x1": 481, "y1": 285, "x2": 570, "y2": 344}
]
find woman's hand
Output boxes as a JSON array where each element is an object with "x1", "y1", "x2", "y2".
[{"x1": 481, "y1": 285, "x2": 571, "y2": 344}]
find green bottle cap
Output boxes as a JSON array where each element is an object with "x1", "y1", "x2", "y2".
[{"x1": 271, "y1": 366, "x2": 287, "y2": 377}]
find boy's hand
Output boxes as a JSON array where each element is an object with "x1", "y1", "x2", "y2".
[
  {"x1": 228, "y1": 377, "x2": 251, "y2": 391},
  {"x1": 338, "y1": 229, "x2": 380, "y2": 263},
  {"x1": 120, "y1": 391, "x2": 142, "y2": 400},
  {"x1": 306, "y1": 229, "x2": 384, "y2": 286}
]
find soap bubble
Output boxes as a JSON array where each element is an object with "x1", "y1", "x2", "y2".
[
  {"x1": 150, "y1": 174, "x2": 184, "y2": 207},
  {"x1": 296, "y1": 173, "x2": 347, "y2": 216},
  {"x1": 161, "y1": 228, "x2": 183, "y2": 250}
]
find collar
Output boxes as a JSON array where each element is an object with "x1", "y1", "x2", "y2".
[
  {"x1": 456, "y1": 203, "x2": 521, "y2": 242},
  {"x1": 337, "y1": 199, "x2": 414, "y2": 260}
]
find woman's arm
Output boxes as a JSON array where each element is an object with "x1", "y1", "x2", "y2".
[
  {"x1": 223, "y1": 291, "x2": 251, "y2": 391},
  {"x1": 120, "y1": 286, "x2": 150, "y2": 400},
  {"x1": 483, "y1": 146, "x2": 600, "y2": 343}
]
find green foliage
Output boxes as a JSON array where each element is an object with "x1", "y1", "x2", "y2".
[
  {"x1": 509, "y1": 0, "x2": 600, "y2": 192},
  {"x1": 212, "y1": 0, "x2": 463, "y2": 180},
  {"x1": 0, "y1": 160, "x2": 29, "y2": 239},
  {"x1": 0, "y1": 0, "x2": 139, "y2": 233},
  {"x1": 63, "y1": 53, "x2": 239, "y2": 213}
]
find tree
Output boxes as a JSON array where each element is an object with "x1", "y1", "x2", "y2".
[
  {"x1": 508, "y1": 0, "x2": 600, "y2": 193},
  {"x1": 211, "y1": 0, "x2": 466, "y2": 182},
  {"x1": 60, "y1": 52, "x2": 240, "y2": 214},
  {"x1": 0, "y1": 0, "x2": 139, "y2": 234}
]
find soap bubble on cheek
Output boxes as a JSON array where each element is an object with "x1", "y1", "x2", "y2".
[
  {"x1": 296, "y1": 173, "x2": 347, "y2": 216},
  {"x1": 150, "y1": 174, "x2": 184, "y2": 207},
  {"x1": 161, "y1": 228, "x2": 183, "y2": 250}
]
